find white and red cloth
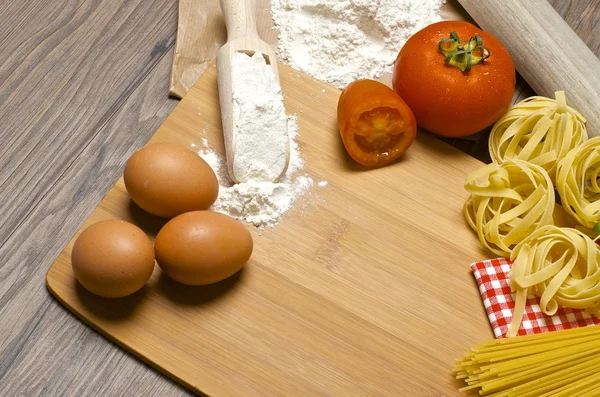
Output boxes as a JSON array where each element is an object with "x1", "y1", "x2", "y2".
[{"x1": 470, "y1": 258, "x2": 600, "y2": 338}]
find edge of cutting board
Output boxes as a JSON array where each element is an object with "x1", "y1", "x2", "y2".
[{"x1": 45, "y1": 271, "x2": 198, "y2": 393}]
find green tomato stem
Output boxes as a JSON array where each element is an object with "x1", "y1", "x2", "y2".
[{"x1": 438, "y1": 32, "x2": 490, "y2": 73}]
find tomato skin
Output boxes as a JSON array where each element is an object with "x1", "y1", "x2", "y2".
[
  {"x1": 337, "y1": 79, "x2": 417, "y2": 166},
  {"x1": 393, "y1": 21, "x2": 516, "y2": 138}
]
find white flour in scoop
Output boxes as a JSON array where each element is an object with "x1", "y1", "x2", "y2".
[
  {"x1": 270, "y1": 0, "x2": 444, "y2": 88},
  {"x1": 197, "y1": 48, "x2": 336, "y2": 228},
  {"x1": 231, "y1": 52, "x2": 289, "y2": 183},
  {"x1": 199, "y1": 116, "x2": 319, "y2": 229}
]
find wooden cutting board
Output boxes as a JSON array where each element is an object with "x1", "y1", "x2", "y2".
[{"x1": 47, "y1": 63, "x2": 493, "y2": 396}]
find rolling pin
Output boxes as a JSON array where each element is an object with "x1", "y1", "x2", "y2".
[{"x1": 457, "y1": 0, "x2": 600, "y2": 136}]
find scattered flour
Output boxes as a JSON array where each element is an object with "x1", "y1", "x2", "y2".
[
  {"x1": 231, "y1": 52, "x2": 289, "y2": 183},
  {"x1": 199, "y1": 116, "x2": 321, "y2": 229},
  {"x1": 270, "y1": 0, "x2": 444, "y2": 88},
  {"x1": 198, "y1": 149, "x2": 222, "y2": 178}
]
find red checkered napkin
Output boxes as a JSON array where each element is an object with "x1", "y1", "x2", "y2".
[{"x1": 471, "y1": 258, "x2": 600, "y2": 338}]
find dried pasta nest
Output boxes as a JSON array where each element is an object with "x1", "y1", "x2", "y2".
[
  {"x1": 556, "y1": 137, "x2": 600, "y2": 229},
  {"x1": 508, "y1": 225, "x2": 600, "y2": 337},
  {"x1": 463, "y1": 159, "x2": 554, "y2": 257},
  {"x1": 489, "y1": 91, "x2": 587, "y2": 182}
]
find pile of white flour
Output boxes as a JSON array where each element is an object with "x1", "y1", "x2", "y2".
[
  {"x1": 198, "y1": 52, "x2": 320, "y2": 229},
  {"x1": 231, "y1": 52, "x2": 289, "y2": 182},
  {"x1": 270, "y1": 0, "x2": 444, "y2": 88},
  {"x1": 199, "y1": 116, "x2": 314, "y2": 229}
]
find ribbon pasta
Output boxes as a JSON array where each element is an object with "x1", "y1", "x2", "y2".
[
  {"x1": 489, "y1": 91, "x2": 587, "y2": 182},
  {"x1": 507, "y1": 225, "x2": 600, "y2": 338},
  {"x1": 463, "y1": 159, "x2": 555, "y2": 257},
  {"x1": 556, "y1": 137, "x2": 600, "y2": 229}
]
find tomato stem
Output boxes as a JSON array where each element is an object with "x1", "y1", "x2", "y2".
[{"x1": 438, "y1": 32, "x2": 490, "y2": 72}]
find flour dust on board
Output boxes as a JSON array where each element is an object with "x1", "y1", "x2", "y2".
[
  {"x1": 199, "y1": 52, "x2": 325, "y2": 229},
  {"x1": 199, "y1": 116, "x2": 320, "y2": 230}
]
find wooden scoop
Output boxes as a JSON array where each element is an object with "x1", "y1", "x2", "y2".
[{"x1": 216, "y1": 0, "x2": 289, "y2": 184}]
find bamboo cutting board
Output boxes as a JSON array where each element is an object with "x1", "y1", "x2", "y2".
[{"x1": 47, "y1": 63, "x2": 493, "y2": 396}]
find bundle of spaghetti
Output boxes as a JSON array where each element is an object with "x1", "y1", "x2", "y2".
[
  {"x1": 555, "y1": 137, "x2": 600, "y2": 229},
  {"x1": 489, "y1": 91, "x2": 587, "y2": 183},
  {"x1": 506, "y1": 225, "x2": 600, "y2": 337},
  {"x1": 463, "y1": 159, "x2": 554, "y2": 257},
  {"x1": 454, "y1": 325, "x2": 600, "y2": 396}
]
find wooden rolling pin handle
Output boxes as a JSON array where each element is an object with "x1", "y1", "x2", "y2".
[
  {"x1": 220, "y1": 0, "x2": 258, "y2": 42},
  {"x1": 457, "y1": 0, "x2": 600, "y2": 136}
]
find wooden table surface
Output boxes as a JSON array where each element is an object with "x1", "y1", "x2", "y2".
[{"x1": 1, "y1": 1, "x2": 598, "y2": 396}]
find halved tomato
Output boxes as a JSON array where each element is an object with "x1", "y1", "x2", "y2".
[{"x1": 337, "y1": 79, "x2": 417, "y2": 166}]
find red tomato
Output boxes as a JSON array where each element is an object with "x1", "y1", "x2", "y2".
[
  {"x1": 337, "y1": 79, "x2": 417, "y2": 166},
  {"x1": 393, "y1": 21, "x2": 516, "y2": 138}
]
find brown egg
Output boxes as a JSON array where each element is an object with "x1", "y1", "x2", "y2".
[
  {"x1": 124, "y1": 143, "x2": 218, "y2": 218},
  {"x1": 71, "y1": 220, "x2": 155, "y2": 298},
  {"x1": 155, "y1": 211, "x2": 253, "y2": 285}
]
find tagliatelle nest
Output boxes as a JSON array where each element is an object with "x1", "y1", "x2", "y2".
[
  {"x1": 555, "y1": 137, "x2": 600, "y2": 229},
  {"x1": 489, "y1": 91, "x2": 587, "y2": 183},
  {"x1": 507, "y1": 225, "x2": 600, "y2": 337},
  {"x1": 463, "y1": 159, "x2": 555, "y2": 257}
]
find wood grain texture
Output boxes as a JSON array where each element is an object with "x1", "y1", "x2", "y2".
[
  {"x1": 0, "y1": 0, "x2": 175, "y2": 248},
  {"x1": 0, "y1": 0, "x2": 191, "y2": 396},
  {"x1": 48, "y1": 62, "x2": 493, "y2": 396},
  {"x1": 0, "y1": 1, "x2": 599, "y2": 396},
  {"x1": 0, "y1": 54, "x2": 189, "y2": 397}
]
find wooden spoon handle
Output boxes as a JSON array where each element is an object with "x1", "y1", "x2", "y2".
[
  {"x1": 220, "y1": 0, "x2": 258, "y2": 42},
  {"x1": 457, "y1": 0, "x2": 600, "y2": 136}
]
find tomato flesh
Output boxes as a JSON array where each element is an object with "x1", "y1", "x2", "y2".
[
  {"x1": 353, "y1": 108, "x2": 405, "y2": 153},
  {"x1": 337, "y1": 80, "x2": 417, "y2": 167}
]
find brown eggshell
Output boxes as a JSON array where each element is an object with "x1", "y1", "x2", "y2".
[
  {"x1": 124, "y1": 143, "x2": 218, "y2": 218},
  {"x1": 155, "y1": 211, "x2": 253, "y2": 285},
  {"x1": 71, "y1": 220, "x2": 155, "y2": 298}
]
